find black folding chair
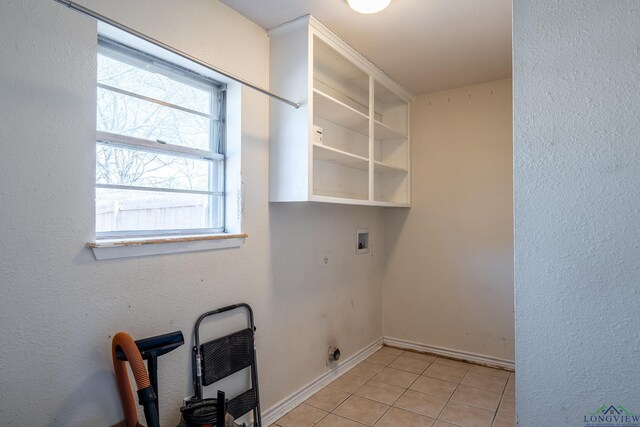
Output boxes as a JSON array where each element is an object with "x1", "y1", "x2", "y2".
[{"x1": 191, "y1": 303, "x2": 262, "y2": 427}]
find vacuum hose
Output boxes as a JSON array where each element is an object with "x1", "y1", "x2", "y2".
[{"x1": 112, "y1": 332, "x2": 159, "y2": 427}]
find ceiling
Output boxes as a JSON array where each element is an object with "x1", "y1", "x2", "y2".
[{"x1": 219, "y1": 0, "x2": 512, "y2": 95}]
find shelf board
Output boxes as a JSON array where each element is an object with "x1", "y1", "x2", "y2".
[
  {"x1": 310, "y1": 194, "x2": 370, "y2": 205},
  {"x1": 373, "y1": 200, "x2": 411, "y2": 207},
  {"x1": 374, "y1": 161, "x2": 408, "y2": 174},
  {"x1": 310, "y1": 194, "x2": 410, "y2": 207},
  {"x1": 314, "y1": 144, "x2": 369, "y2": 171},
  {"x1": 313, "y1": 89, "x2": 369, "y2": 136},
  {"x1": 374, "y1": 120, "x2": 406, "y2": 141}
]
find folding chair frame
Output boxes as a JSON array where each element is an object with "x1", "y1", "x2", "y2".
[{"x1": 191, "y1": 303, "x2": 262, "y2": 427}]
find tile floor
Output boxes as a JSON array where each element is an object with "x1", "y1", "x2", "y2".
[{"x1": 271, "y1": 346, "x2": 515, "y2": 427}]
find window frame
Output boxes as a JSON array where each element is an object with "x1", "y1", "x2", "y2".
[{"x1": 95, "y1": 37, "x2": 227, "y2": 239}]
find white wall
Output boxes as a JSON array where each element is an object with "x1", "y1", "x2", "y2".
[
  {"x1": 0, "y1": 1, "x2": 384, "y2": 425},
  {"x1": 383, "y1": 79, "x2": 514, "y2": 363},
  {"x1": 514, "y1": 1, "x2": 640, "y2": 425}
]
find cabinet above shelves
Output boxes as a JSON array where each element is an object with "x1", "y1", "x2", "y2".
[{"x1": 269, "y1": 15, "x2": 413, "y2": 207}]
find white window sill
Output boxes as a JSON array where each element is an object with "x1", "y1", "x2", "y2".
[{"x1": 88, "y1": 233, "x2": 248, "y2": 260}]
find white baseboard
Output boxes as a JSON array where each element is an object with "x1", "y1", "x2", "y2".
[
  {"x1": 383, "y1": 336, "x2": 515, "y2": 371},
  {"x1": 261, "y1": 338, "x2": 383, "y2": 426}
]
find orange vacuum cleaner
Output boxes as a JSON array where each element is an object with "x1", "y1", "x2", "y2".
[{"x1": 112, "y1": 331, "x2": 184, "y2": 427}]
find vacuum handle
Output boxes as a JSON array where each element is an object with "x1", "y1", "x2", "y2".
[{"x1": 138, "y1": 386, "x2": 160, "y2": 427}]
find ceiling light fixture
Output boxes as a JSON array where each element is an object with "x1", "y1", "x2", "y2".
[{"x1": 347, "y1": 0, "x2": 391, "y2": 14}]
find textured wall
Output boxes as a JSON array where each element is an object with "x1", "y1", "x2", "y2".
[
  {"x1": 514, "y1": 1, "x2": 640, "y2": 425},
  {"x1": 0, "y1": 1, "x2": 384, "y2": 425},
  {"x1": 383, "y1": 79, "x2": 514, "y2": 362}
]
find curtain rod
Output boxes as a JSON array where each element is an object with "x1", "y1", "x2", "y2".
[{"x1": 53, "y1": 0, "x2": 301, "y2": 109}]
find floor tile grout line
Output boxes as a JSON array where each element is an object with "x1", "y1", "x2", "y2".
[
  {"x1": 331, "y1": 391, "x2": 395, "y2": 426},
  {"x1": 371, "y1": 404, "x2": 393, "y2": 426},
  {"x1": 371, "y1": 402, "x2": 393, "y2": 427},
  {"x1": 444, "y1": 368, "x2": 506, "y2": 427},
  {"x1": 305, "y1": 398, "x2": 348, "y2": 413},
  {"x1": 341, "y1": 360, "x2": 439, "y2": 424},
  {"x1": 386, "y1": 359, "x2": 451, "y2": 421},
  {"x1": 437, "y1": 368, "x2": 507, "y2": 427},
  {"x1": 489, "y1": 396, "x2": 500, "y2": 427},
  {"x1": 448, "y1": 395, "x2": 501, "y2": 414},
  {"x1": 435, "y1": 369, "x2": 468, "y2": 424},
  {"x1": 314, "y1": 407, "x2": 330, "y2": 425},
  {"x1": 325, "y1": 411, "x2": 369, "y2": 426},
  {"x1": 353, "y1": 381, "x2": 408, "y2": 407},
  {"x1": 447, "y1": 378, "x2": 504, "y2": 413}
]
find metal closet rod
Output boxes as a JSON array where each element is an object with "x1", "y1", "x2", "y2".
[{"x1": 53, "y1": 0, "x2": 301, "y2": 109}]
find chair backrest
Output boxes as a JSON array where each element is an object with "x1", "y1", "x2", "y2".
[{"x1": 200, "y1": 328, "x2": 255, "y2": 386}]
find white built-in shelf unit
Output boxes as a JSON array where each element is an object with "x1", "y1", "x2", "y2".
[{"x1": 269, "y1": 16, "x2": 412, "y2": 206}]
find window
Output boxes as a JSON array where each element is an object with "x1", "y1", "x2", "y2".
[{"x1": 95, "y1": 39, "x2": 226, "y2": 238}]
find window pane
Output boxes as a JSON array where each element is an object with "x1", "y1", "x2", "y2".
[
  {"x1": 96, "y1": 188, "x2": 223, "y2": 233},
  {"x1": 95, "y1": 40, "x2": 226, "y2": 237},
  {"x1": 96, "y1": 144, "x2": 216, "y2": 192},
  {"x1": 97, "y1": 87, "x2": 213, "y2": 150},
  {"x1": 97, "y1": 52, "x2": 215, "y2": 116}
]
